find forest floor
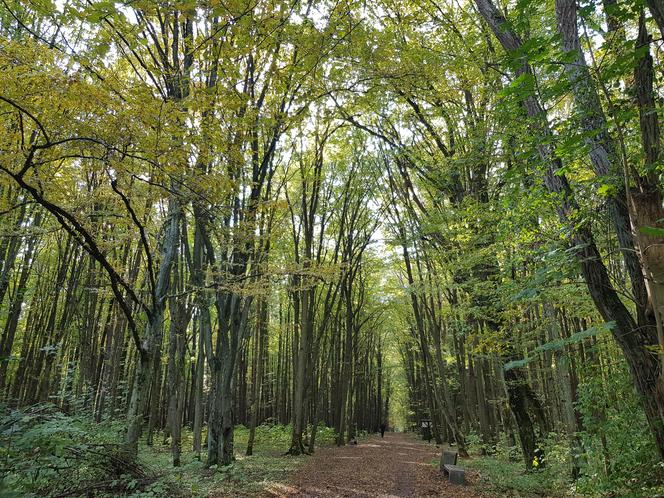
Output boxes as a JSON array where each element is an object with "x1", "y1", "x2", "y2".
[{"x1": 260, "y1": 432, "x2": 483, "y2": 497}]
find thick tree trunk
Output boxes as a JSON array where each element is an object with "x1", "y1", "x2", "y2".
[
  {"x1": 546, "y1": 305, "x2": 583, "y2": 478},
  {"x1": 555, "y1": 0, "x2": 649, "y2": 326},
  {"x1": 208, "y1": 355, "x2": 235, "y2": 466},
  {"x1": 555, "y1": 0, "x2": 664, "y2": 458},
  {"x1": 191, "y1": 207, "x2": 209, "y2": 457},
  {"x1": 632, "y1": 13, "x2": 664, "y2": 375},
  {"x1": 126, "y1": 350, "x2": 152, "y2": 455},
  {"x1": 220, "y1": 363, "x2": 235, "y2": 465},
  {"x1": 208, "y1": 292, "x2": 252, "y2": 466},
  {"x1": 208, "y1": 359, "x2": 222, "y2": 467},
  {"x1": 337, "y1": 279, "x2": 354, "y2": 446},
  {"x1": 503, "y1": 366, "x2": 537, "y2": 469},
  {"x1": 167, "y1": 293, "x2": 188, "y2": 466}
]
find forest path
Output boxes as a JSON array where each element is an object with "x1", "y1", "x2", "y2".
[{"x1": 263, "y1": 432, "x2": 482, "y2": 497}]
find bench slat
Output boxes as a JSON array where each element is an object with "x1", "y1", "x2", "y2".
[
  {"x1": 440, "y1": 450, "x2": 458, "y2": 469},
  {"x1": 442, "y1": 460, "x2": 466, "y2": 485}
]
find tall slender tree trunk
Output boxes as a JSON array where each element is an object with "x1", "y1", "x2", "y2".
[
  {"x1": 0, "y1": 201, "x2": 27, "y2": 307},
  {"x1": 192, "y1": 308, "x2": 207, "y2": 457},
  {"x1": 247, "y1": 298, "x2": 268, "y2": 456},
  {"x1": 125, "y1": 201, "x2": 180, "y2": 456},
  {"x1": 0, "y1": 211, "x2": 41, "y2": 393},
  {"x1": 289, "y1": 284, "x2": 312, "y2": 454}
]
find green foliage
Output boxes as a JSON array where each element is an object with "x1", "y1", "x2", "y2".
[
  {"x1": 638, "y1": 226, "x2": 664, "y2": 238},
  {"x1": 466, "y1": 431, "x2": 573, "y2": 496},
  {"x1": 466, "y1": 361, "x2": 664, "y2": 496},
  {"x1": 2, "y1": 1, "x2": 664, "y2": 498},
  {"x1": 575, "y1": 362, "x2": 664, "y2": 497},
  {"x1": 0, "y1": 404, "x2": 158, "y2": 497},
  {"x1": 504, "y1": 322, "x2": 613, "y2": 371},
  {"x1": 468, "y1": 455, "x2": 571, "y2": 496},
  {"x1": 465, "y1": 430, "x2": 491, "y2": 456}
]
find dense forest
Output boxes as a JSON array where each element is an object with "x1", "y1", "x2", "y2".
[{"x1": 1, "y1": 0, "x2": 664, "y2": 496}]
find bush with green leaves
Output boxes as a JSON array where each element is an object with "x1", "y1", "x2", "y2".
[
  {"x1": 0, "y1": 403, "x2": 156, "y2": 497},
  {"x1": 464, "y1": 431, "x2": 573, "y2": 496},
  {"x1": 575, "y1": 362, "x2": 664, "y2": 497}
]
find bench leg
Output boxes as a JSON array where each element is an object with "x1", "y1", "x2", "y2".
[{"x1": 449, "y1": 469, "x2": 466, "y2": 485}]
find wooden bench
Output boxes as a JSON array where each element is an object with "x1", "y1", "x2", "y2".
[{"x1": 440, "y1": 450, "x2": 466, "y2": 485}]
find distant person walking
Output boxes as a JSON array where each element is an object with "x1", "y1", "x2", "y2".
[{"x1": 380, "y1": 422, "x2": 386, "y2": 438}]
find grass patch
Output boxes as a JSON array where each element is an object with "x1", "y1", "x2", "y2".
[
  {"x1": 137, "y1": 424, "x2": 337, "y2": 498},
  {"x1": 464, "y1": 456, "x2": 573, "y2": 497}
]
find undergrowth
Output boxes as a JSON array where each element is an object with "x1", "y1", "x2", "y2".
[
  {"x1": 462, "y1": 364, "x2": 664, "y2": 497},
  {"x1": 0, "y1": 403, "x2": 166, "y2": 497},
  {"x1": 0, "y1": 404, "x2": 338, "y2": 498}
]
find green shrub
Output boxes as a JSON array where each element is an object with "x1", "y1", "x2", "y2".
[
  {"x1": 493, "y1": 431, "x2": 521, "y2": 463},
  {"x1": 575, "y1": 363, "x2": 664, "y2": 497},
  {"x1": 465, "y1": 429, "x2": 573, "y2": 496},
  {"x1": 0, "y1": 403, "x2": 155, "y2": 497}
]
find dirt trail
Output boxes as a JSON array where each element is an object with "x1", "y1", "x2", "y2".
[{"x1": 263, "y1": 432, "x2": 483, "y2": 497}]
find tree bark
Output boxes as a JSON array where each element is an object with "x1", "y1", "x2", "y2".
[{"x1": 125, "y1": 201, "x2": 180, "y2": 456}]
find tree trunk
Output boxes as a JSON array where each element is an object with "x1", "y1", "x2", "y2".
[
  {"x1": 646, "y1": 0, "x2": 664, "y2": 39},
  {"x1": 546, "y1": 304, "x2": 583, "y2": 478},
  {"x1": 289, "y1": 285, "x2": 311, "y2": 454},
  {"x1": 247, "y1": 298, "x2": 267, "y2": 456},
  {"x1": 0, "y1": 211, "x2": 41, "y2": 393},
  {"x1": 125, "y1": 201, "x2": 180, "y2": 456},
  {"x1": 503, "y1": 366, "x2": 537, "y2": 469}
]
